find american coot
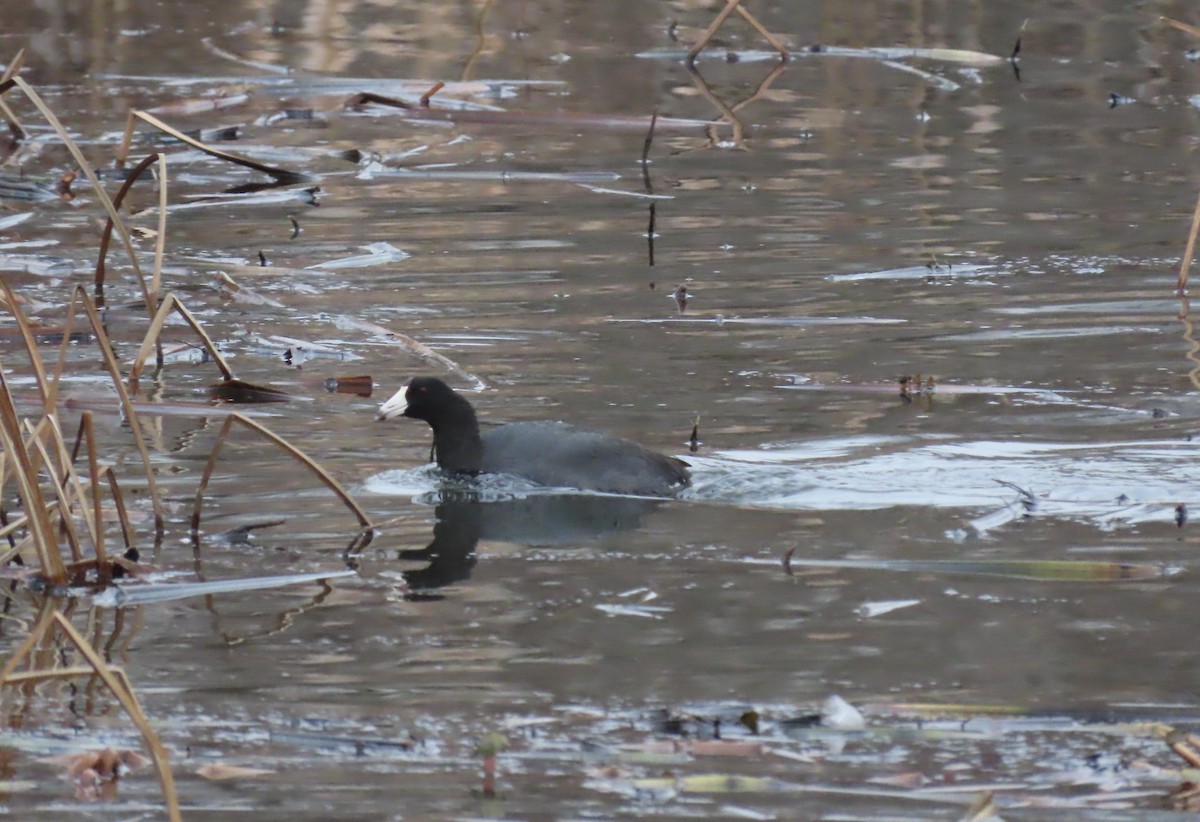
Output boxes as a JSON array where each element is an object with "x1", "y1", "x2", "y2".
[{"x1": 377, "y1": 376, "x2": 691, "y2": 497}]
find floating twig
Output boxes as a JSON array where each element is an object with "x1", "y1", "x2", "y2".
[{"x1": 1161, "y1": 16, "x2": 1200, "y2": 39}]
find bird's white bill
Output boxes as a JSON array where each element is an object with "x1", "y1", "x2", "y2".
[{"x1": 376, "y1": 386, "x2": 409, "y2": 420}]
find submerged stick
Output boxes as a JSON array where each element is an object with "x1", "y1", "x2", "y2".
[{"x1": 419, "y1": 81, "x2": 445, "y2": 107}]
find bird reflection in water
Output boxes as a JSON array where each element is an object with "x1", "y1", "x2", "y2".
[{"x1": 398, "y1": 491, "x2": 664, "y2": 598}]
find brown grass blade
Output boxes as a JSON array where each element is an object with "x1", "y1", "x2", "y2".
[
  {"x1": 23, "y1": 418, "x2": 84, "y2": 562},
  {"x1": 123, "y1": 109, "x2": 308, "y2": 184},
  {"x1": 0, "y1": 363, "x2": 65, "y2": 582},
  {"x1": 191, "y1": 413, "x2": 372, "y2": 531},
  {"x1": 104, "y1": 468, "x2": 136, "y2": 552},
  {"x1": 95, "y1": 152, "x2": 159, "y2": 302},
  {"x1": 46, "y1": 413, "x2": 103, "y2": 562},
  {"x1": 71, "y1": 286, "x2": 164, "y2": 532},
  {"x1": 128, "y1": 293, "x2": 235, "y2": 384},
  {"x1": 73, "y1": 412, "x2": 106, "y2": 562},
  {"x1": 2, "y1": 77, "x2": 150, "y2": 307},
  {"x1": 0, "y1": 279, "x2": 51, "y2": 411},
  {"x1": 46, "y1": 287, "x2": 81, "y2": 413}
]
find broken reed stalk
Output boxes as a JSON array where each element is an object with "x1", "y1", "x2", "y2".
[
  {"x1": 119, "y1": 109, "x2": 307, "y2": 184},
  {"x1": 44, "y1": 413, "x2": 105, "y2": 563},
  {"x1": 128, "y1": 292, "x2": 235, "y2": 384},
  {"x1": 419, "y1": 81, "x2": 445, "y2": 107},
  {"x1": 0, "y1": 607, "x2": 182, "y2": 822},
  {"x1": 23, "y1": 419, "x2": 86, "y2": 563},
  {"x1": 1178, "y1": 185, "x2": 1200, "y2": 292},
  {"x1": 191, "y1": 412, "x2": 373, "y2": 532},
  {"x1": 104, "y1": 468, "x2": 136, "y2": 552},
  {"x1": 72, "y1": 412, "x2": 106, "y2": 562},
  {"x1": 0, "y1": 77, "x2": 152, "y2": 309},
  {"x1": 733, "y1": 2, "x2": 790, "y2": 58},
  {"x1": 1011, "y1": 18, "x2": 1028, "y2": 61},
  {"x1": 1162, "y1": 16, "x2": 1200, "y2": 39}
]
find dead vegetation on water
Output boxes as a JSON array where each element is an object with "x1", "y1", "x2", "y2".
[{"x1": 0, "y1": 58, "x2": 384, "y2": 816}]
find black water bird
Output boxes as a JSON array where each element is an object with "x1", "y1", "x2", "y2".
[{"x1": 377, "y1": 377, "x2": 691, "y2": 497}]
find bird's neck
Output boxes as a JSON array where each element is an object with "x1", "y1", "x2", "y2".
[{"x1": 431, "y1": 398, "x2": 483, "y2": 476}]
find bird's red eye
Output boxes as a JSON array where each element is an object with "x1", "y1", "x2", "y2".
[{"x1": 419, "y1": 386, "x2": 428, "y2": 394}]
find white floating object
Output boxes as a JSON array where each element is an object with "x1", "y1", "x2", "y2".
[
  {"x1": 856, "y1": 598, "x2": 921, "y2": 618},
  {"x1": 821, "y1": 695, "x2": 866, "y2": 731}
]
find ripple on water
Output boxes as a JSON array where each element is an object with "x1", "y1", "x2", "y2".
[{"x1": 683, "y1": 437, "x2": 1200, "y2": 524}]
